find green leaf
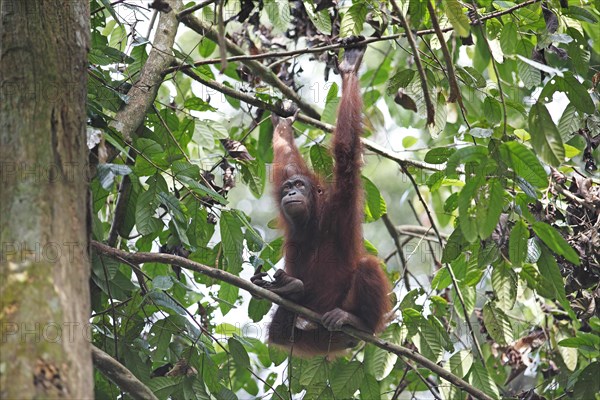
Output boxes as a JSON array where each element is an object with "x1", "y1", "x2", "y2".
[
  {"x1": 359, "y1": 374, "x2": 380, "y2": 399},
  {"x1": 264, "y1": 0, "x2": 290, "y2": 31},
  {"x1": 363, "y1": 177, "x2": 387, "y2": 223},
  {"x1": 540, "y1": 74, "x2": 595, "y2": 115},
  {"x1": 330, "y1": 361, "x2": 364, "y2": 398},
  {"x1": 402, "y1": 136, "x2": 418, "y2": 148},
  {"x1": 529, "y1": 102, "x2": 565, "y2": 167},
  {"x1": 469, "y1": 363, "x2": 500, "y2": 400},
  {"x1": 424, "y1": 147, "x2": 456, "y2": 164},
  {"x1": 558, "y1": 104, "x2": 581, "y2": 140},
  {"x1": 442, "y1": 228, "x2": 469, "y2": 263},
  {"x1": 340, "y1": 2, "x2": 368, "y2": 37},
  {"x1": 386, "y1": 69, "x2": 416, "y2": 96},
  {"x1": 147, "y1": 290, "x2": 187, "y2": 315},
  {"x1": 458, "y1": 175, "x2": 483, "y2": 243},
  {"x1": 228, "y1": 337, "x2": 250, "y2": 368},
  {"x1": 558, "y1": 332, "x2": 600, "y2": 351},
  {"x1": 305, "y1": 5, "x2": 332, "y2": 35},
  {"x1": 152, "y1": 275, "x2": 174, "y2": 290},
  {"x1": 248, "y1": 298, "x2": 272, "y2": 322},
  {"x1": 444, "y1": 0, "x2": 470, "y2": 37},
  {"x1": 299, "y1": 357, "x2": 330, "y2": 387},
  {"x1": 492, "y1": 262, "x2": 517, "y2": 311},
  {"x1": 482, "y1": 302, "x2": 513, "y2": 345},
  {"x1": 178, "y1": 176, "x2": 228, "y2": 205},
  {"x1": 563, "y1": 73, "x2": 595, "y2": 114},
  {"x1": 509, "y1": 219, "x2": 529, "y2": 266},
  {"x1": 135, "y1": 188, "x2": 163, "y2": 236},
  {"x1": 310, "y1": 144, "x2": 334, "y2": 177},
  {"x1": 217, "y1": 283, "x2": 239, "y2": 315},
  {"x1": 500, "y1": 21, "x2": 517, "y2": 54},
  {"x1": 500, "y1": 141, "x2": 547, "y2": 188},
  {"x1": 477, "y1": 179, "x2": 504, "y2": 239},
  {"x1": 364, "y1": 325, "x2": 401, "y2": 379},
  {"x1": 240, "y1": 160, "x2": 266, "y2": 198},
  {"x1": 573, "y1": 362, "x2": 600, "y2": 400},
  {"x1": 516, "y1": 57, "x2": 540, "y2": 89},
  {"x1": 446, "y1": 145, "x2": 488, "y2": 177},
  {"x1": 219, "y1": 210, "x2": 245, "y2": 274},
  {"x1": 184, "y1": 96, "x2": 217, "y2": 112},
  {"x1": 567, "y1": 5, "x2": 598, "y2": 23},
  {"x1": 537, "y1": 245, "x2": 573, "y2": 316},
  {"x1": 532, "y1": 222, "x2": 580, "y2": 265}
]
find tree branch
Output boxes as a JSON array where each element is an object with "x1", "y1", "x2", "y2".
[
  {"x1": 91, "y1": 240, "x2": 494, "y2": 400},
  {"x1": 106, "y1": 0, "x2": 182, "y2": 246},
  {"x1": 177, "y1": 11, "x2": 321, "y2": 119},
  {"x1": 390, "y1": 0, "x2": 435, "y2": 126},
  {"x1": 109, "y1": 0, "x2": 181, "y2": 142},
  {"x1": 92, "y1": 346, "x2": 159, "y2": 400},
  {"x1": 181, "y1": 68, "x2": 440, "y2": 172},
  {"x1": 426, "y1": 0, "x2": 461, "y2": 105},
  {"x1": 164, "y1": 0, "x2": 542, "y2": 75}
]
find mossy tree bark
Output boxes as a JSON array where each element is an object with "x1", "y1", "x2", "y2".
[{"x1": 0, "y1": 1, "x2": 92, "y2": 398}]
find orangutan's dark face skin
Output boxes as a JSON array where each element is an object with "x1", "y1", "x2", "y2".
[{"x1": 280, "y1": 175, "x2": 312, "y2": 222}]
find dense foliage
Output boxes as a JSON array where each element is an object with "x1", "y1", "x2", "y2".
[{"x1": 88, "y1": 0, "x2": 600, "y2": 398}]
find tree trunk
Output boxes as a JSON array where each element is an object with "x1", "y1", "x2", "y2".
[{"x1": 0, "y1": 1, "x2": 92, "y2": 398}]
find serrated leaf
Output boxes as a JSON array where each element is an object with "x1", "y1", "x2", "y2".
[
  {"x1": 444, "y1": 0, "x2": 470, "y2": 37},
  {"x1": 532, "y1": 222, "x2": 580, "y2": 265},
  {"x1": 529, "y1": 102, "x2": 565, "y2": 167},
  {"x1": 483, "y1": 302, "x2": 513, "y2": 345}
]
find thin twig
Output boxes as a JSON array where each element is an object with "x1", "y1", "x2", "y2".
[
  {"x1": 469, "y1": 1, "x2": 508, "y2": 136},
  {"x1": 177, "y1": 11, "x2": 321, "y2": 119},
  {"x1": 164, "y1": 0, "x2": 542, "y2": 75},
  {"x1": 177, "y1": 0, "x2": 218, "y2": 18},
  {"x1": 426, "y1": 0, "x2": 462, "y2": 106},
  {"x1": 382, "y1": 213, "x2": 410, "y2": 291}
]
